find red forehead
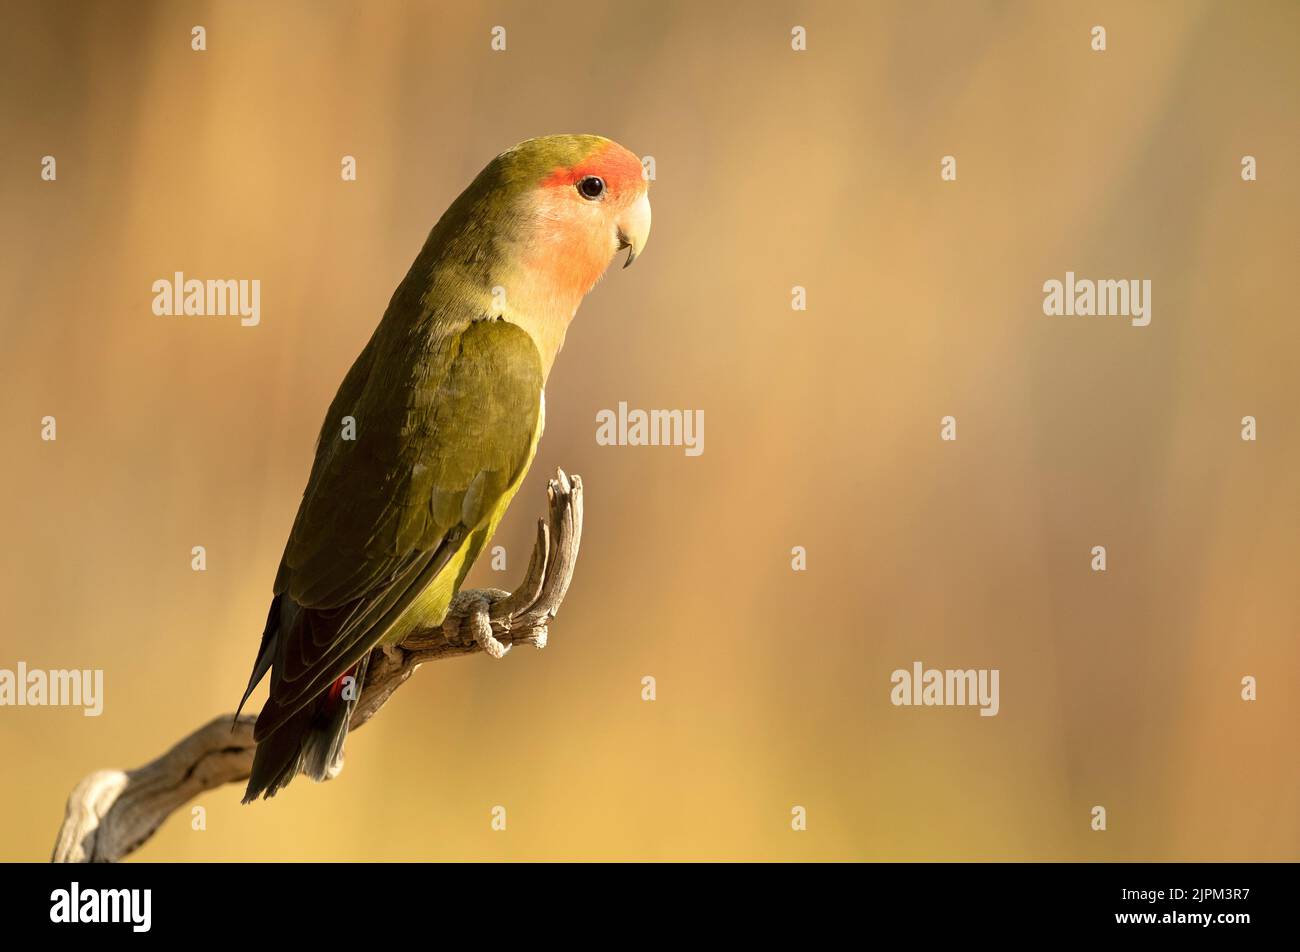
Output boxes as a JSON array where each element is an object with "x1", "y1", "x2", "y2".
[{"x1": 541, "y1": 141, "x2": 644, "y2": 193}]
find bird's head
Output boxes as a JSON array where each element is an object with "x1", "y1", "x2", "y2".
[
  {"x1": 530, "y1": 135, "x2": 651, "y2": 269},
  {"x1": 419, "y1": 135, "x2": 651, "y2": 371},
  {"x1": 485, "y1": 135, "x2": 651, "y2": 295}
]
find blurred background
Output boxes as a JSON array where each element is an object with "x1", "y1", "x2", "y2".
[{"x1": 0, "y1": 0, "x2": 1296, "y2": 861}]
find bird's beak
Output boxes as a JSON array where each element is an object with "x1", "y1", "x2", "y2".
[{"x1": 616, "y1": 191, "x2": 652, "y2": 268}]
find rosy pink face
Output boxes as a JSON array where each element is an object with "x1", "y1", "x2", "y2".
[
  {"x1": 541, "y1": 140, "x2": 647, "y2": 208},
  {"x1": 527, "y1": 140, "x2": 652, "y2": 298}
]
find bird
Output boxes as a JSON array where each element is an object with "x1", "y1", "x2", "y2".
[{"x1": 236, "y1": 134, "x2": 651, "y2": 801}]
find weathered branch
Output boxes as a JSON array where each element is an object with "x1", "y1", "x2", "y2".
[{"x1": 51, "y1": 469, "x2": 583, "y2": 863}]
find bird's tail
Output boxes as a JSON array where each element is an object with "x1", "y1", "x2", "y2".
[{"x1": 242, "y1": 653, "x2": 370, "y2": 803}]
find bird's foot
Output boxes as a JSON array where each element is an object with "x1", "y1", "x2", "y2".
[{"x1": 443, "y1": 589, "x2": 511, "y2": 658}]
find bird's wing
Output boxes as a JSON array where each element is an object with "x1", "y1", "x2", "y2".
[{"x1": 253, "y1": 317, "x2": 543, "y2": 740}]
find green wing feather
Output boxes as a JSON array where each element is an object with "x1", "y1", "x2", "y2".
[{"x1": 253, "y1": 317, "x2": 542, "y2": 741}]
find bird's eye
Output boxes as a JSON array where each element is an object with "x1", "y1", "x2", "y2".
[{"x1": 577, "y1": 176, "x2": 605, "y2": 200}]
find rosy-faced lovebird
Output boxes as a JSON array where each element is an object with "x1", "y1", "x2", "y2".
[{"x1": 237, "y1": 135, "x2": 651, "y2": 801}]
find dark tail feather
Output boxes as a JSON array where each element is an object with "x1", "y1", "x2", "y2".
[
  {"x1": 241, "y1": 702, "x2": 312, "y2": 803},
  {"x1": 234, "y1": 596, "x2": 282, "y2": 725},
  {"x1": 242, "y1": 653, "x2": 370, "y2": 803}
]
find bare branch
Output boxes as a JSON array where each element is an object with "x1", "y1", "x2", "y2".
[{"x1": 51, "y1": 470, "x2": 583, "y2": 863}]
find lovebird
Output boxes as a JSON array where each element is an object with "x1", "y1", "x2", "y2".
[{"x1": 237, "y1": 135, "x2": 650, "y2": 801}]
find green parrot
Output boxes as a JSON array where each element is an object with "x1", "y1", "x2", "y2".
[{"x1": 237, "y1": 134, "x2": 651, "y2": 801}]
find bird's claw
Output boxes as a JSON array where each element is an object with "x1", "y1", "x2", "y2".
[{"x1": 444, "y1": 590, "x2": 510, "y2": 658}]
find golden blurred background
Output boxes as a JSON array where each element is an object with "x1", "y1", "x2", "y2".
[{"x1": 1, "y1": 0, "x2": 1296, "y2": 861}]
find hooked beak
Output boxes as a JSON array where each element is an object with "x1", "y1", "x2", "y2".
[{"x1": 616, "y1": 191, "x2": 652, "y2": 268}]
